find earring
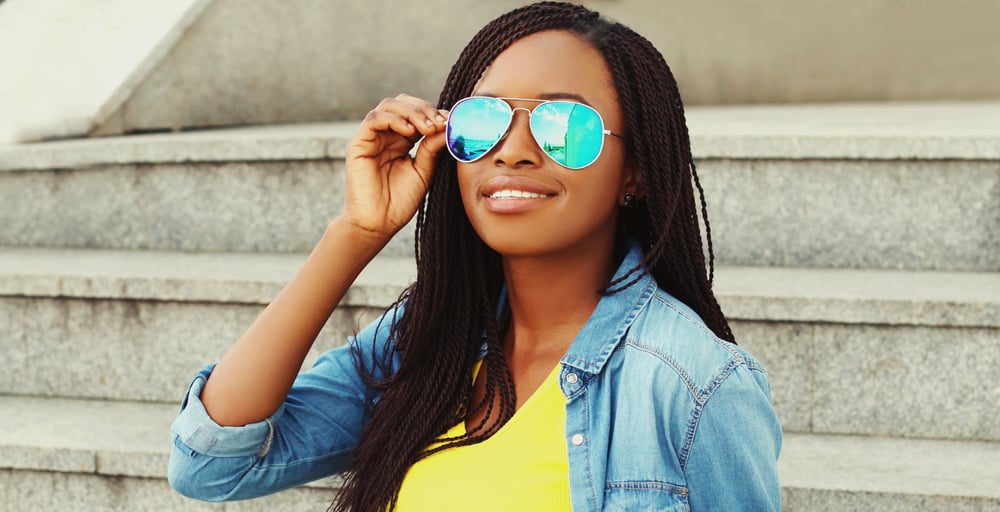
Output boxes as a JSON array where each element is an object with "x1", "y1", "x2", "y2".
[{"x1": 622, "y1": 192, "x2": 636, "y2": 207}]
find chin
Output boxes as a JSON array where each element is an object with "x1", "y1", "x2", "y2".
[
  {"x1": 474, "y1": 223, "x2": 597, "y2": 260},
  {"x1": 477, "y1": 230, "x2": 550, "y2": 258}
]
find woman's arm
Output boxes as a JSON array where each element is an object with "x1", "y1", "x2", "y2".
[
  {"x1": 199, "y1": 95, "x2": 449, "y2": 427},
  {"x1": 197, "y1": 219, "x2": 384, "y2": 426},
  {"x1": 168, "y1": 307, "x2": 401, "y2": 501}
]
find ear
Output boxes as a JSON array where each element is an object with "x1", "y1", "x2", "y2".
[{"x1": 619, "y1": 161, "x2": 643, "y2": 201}]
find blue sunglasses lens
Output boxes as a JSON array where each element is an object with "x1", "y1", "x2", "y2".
[
  {"x1": 446, "y1": 98, "x2": 511, "y2": 162},
  {"x1": 529, "y1": 101, "x2": 604, "y2": 169},
  {"x1": 446, "y1": 97, "x2": 607, "y2": 169}
]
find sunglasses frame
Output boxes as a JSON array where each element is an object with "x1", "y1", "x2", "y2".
[{"x1": 446, "y1": 96, "x2": 624, "y2": 170}]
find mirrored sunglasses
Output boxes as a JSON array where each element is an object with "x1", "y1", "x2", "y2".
[{"x1": 446, "y1": 96, "x2": 623, "y2": 170}]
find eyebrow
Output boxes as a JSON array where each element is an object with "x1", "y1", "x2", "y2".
[{"x1": 474, "y1": 91, "x2": 593, "y2": 106}]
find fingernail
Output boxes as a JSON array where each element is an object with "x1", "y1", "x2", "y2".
[
  {"x1": 436, "y1": 114, "x2": 447, "y2": 124},
  {"x1": 424, "y1": 119, "x2": 434, "y2": 127}
]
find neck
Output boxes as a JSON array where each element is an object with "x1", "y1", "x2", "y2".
[{"x1": 501, "y1": 233, "x2": 618, "y2": 359}]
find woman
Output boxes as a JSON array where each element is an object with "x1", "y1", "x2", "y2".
[{"x1": 168, "y1": 2, "x2": 782, "y2": 510}]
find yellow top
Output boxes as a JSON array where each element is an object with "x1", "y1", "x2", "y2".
[{"x1": 394, "y1": 362, "x2": 571, "y2": 511}]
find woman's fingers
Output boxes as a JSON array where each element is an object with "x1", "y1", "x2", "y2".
[
  {"x1": 369, "y1": 95, "x2": 445, "y2": 138},
  {"x1": 360, "y1": 109, "x2": 417, "y2": 141},
  {"x1": 351, "y1": 95, "x2": 447, "y2": 160},
  {"x1": 412, "y1": 130, "x2": 448, "y2": 186},
  {"x1": 391, "y1": 94, "x2": 448, "y2": 131},
  {"x1": 341, "y1": 94, "x2": 451, "y2": 237}
]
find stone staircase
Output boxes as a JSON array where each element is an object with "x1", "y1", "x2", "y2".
[{"x1": 1, "y1": 103, "x2": 998, "y2": 510}]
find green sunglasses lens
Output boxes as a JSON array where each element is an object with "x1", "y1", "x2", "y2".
[
  {"x1": 530, "y1": 101, "x2": 604, "y2": 169},
  {"x1": 446, "y1": 97, "x2": 607, "y2": 169},
  {"x1": 447, "y1": 97, "x2": 511, "y2": 162}
]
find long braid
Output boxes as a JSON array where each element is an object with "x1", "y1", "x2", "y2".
[
  {"x1": 337, "y1": 3, "x2": 734, "y2": 511},
  {"x1": 590, "y1": 15, "x2": 734, "y2": 342}
]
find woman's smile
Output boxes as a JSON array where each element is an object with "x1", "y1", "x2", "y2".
[
  {"x1": 457, "y1": 30, "x2": 632, "y2": 258},
  {"x1": 480, "y1": 175, "x2": 559, "y2": 214}
]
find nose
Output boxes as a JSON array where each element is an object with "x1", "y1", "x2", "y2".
[{"x1": 492, "y1": 107, "x2": 543, "y2": 168}]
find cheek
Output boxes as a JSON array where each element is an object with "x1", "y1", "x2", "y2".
[
  {"x1": 556, "y1": 167, "x2": 627, "y2": 233},
  {"x1": 455, "y1": 164, "x2": 480, "y2": 220},
  {"x1": 573, "y1": 154, "x2": 629, "y2": 205}
]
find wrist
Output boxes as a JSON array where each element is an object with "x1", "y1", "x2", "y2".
[{"x1": 326, "y1": 215, "x2": 394, "y2": 253}]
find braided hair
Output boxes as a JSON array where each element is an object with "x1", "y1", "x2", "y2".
[{"x1": 335, "y1": 3, "x2": 734, "y2": 510}]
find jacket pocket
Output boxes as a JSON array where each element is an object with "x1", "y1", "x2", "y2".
[{"x1": 603, "y1": 481, "x2": 689, "y2": 511}]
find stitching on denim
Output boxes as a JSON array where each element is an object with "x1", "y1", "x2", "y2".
[
  {"x1": 253, "y1": 446, "x2": 355, "y2": 470},
  {"x1": 188, "y1": 426, "x2": 218, "y2": 454},
  {"x1": 561, "y1": 277, "x2": 656, "y2": 374},
  {"x1": 645, "y1": 292, "x2": 776, "y2": 375},
  {"x1": 649, "y1": 293, "x2": 753, "y2": 362},
  {"x1": 582, "y1": 389, "x2": 599, "y2": 511},
  {"x1": 560, "y1": 365, "x2": 588, "y2": 400},
  {"x1": 742, "y1": 356, "x2": 766, "y2": 373},
  {"x1": 623, "y1": 340, "x2": 700, "y2": 400},
  {"x1": 605, "y1": 480, "x2": 689, "y2": 496},
  {"x1": 679, "y1": 402, "x2": 704, "y2": 473},
  {"x1": 650, "y1": 294, "x2": 716, "y2": 338},
  {"x1": 255, "y1": 418, "x2": 275, "y2": 458},
  {"x1": 566, "y1": 387, "x2": 598, "y2": 511},
  {"x1": 678, "y1": 360, "x2": 740, "y2": 471}
]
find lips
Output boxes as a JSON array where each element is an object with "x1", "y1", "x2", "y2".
[
  {"x1": 480, "y1": 176, "x2": 558, "y2": 199},
  {"x1": 479, "y1": 175, "x2": 558, "y2": 214},
  {"x1": 488, "y1": 189, "x2": 549, "y2": 199}
]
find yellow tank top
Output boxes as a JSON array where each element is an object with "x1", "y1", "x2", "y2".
[{"x1": 394, "y1": 362, "x2": 571, "y2": 511}]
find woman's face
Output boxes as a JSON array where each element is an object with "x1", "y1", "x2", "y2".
[{"x1": 456, "y1": 30, "x2": 636, "y2": 259}]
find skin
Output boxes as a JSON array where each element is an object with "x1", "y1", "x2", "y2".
[
  {"x1": 458, "y1": 31, "x2": 638, "y2": 429},
  {"x1": 198, "y1": 29, "x2": 639, "y2": 431}
]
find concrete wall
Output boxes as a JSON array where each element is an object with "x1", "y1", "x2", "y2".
[
  {"x1": 602, "y1": 0, "x2": 1000, "y2": 105},
  {"x1": 0, "y1": 0, "x2": 209, "y2": 143},
  {"x1": 3, "y1": 0, "x2": 999, "y2": 140}
]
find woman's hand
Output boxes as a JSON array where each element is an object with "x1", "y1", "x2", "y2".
[
  {"x1": 199, "y1": 95, "x2": 449, "y2": 427},
  {"x1": 341, "y1": 94, "x2": 449, "y2": 241}
]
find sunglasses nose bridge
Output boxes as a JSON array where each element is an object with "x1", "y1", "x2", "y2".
[
  {"x1": 506, "y1": 106, "x2": 536, "y2": 136},
  {"x1": 508, "y1": 106, "x2": 533, "y2": 128},
  {"x1": 490, "y1": 106, "x2": 543, "y2": 167}
]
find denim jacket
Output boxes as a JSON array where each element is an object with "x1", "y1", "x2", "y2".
[{"x1": 169, "y1": 240, "x2": 782, "y2": 511}]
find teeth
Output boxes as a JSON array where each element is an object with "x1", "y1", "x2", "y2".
[{"x1": 489, "y1": 189, "x2": 548, "y2": 199}]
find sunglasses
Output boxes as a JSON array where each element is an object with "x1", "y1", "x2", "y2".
[{"x1": 445, "y1": 96, "x2": 624, "y2": 170}]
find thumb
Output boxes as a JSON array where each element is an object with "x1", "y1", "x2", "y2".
[{"x1": 412, "y1": 130, "x2": 448, "y2": 186}]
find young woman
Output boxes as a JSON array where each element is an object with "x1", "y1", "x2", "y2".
[{"x1": 168, "y1": 2, "x2": 782, "y2": 511}]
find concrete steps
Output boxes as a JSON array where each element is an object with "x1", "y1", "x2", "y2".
[
  {"x1": 2, "y1": 395, "x2": 997, "y2": 511},
  {"x1": 1, "y1": 102, "x2": 997, "y2": 510},
  {"x1": 0, "y1": 123, "x2": 421, "y2": 257},
  {"x1": 2, "y1": 103, "x2": 998, "y2": 270},
  {"x1": 0, "y1": 247, "x2": 398, "y2": 403},
  {"x1": 0, "y1": 395, "x2": 341, "y2": 511},
  {"x1": 1, "y1": 246, "x2": 997, "y2": 442}
]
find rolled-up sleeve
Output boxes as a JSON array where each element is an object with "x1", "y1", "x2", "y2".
[
  {"x1": 170, "y1": 364, "x2": 280, "y2": 458},
  {"x1": 168, "y1": 307, "x2": 401, "y2": 502}
]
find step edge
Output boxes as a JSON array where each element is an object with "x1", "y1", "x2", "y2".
[
  {"x1": 3, "y1": 101, "x2": 1000, "y2": 171},
  {"x1": 1, "y1": 248, "x2": 995, "y2": 327},
  {"x1": 3, "y1": 396, "x2": 997, "y2": 500}
]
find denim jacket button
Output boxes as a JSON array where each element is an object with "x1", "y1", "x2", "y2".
[
  {"x1": 566, "y1": 372, "x2": 579, "y2": 384},
  {"x1": 571, "y1": 433, "x2": 584, "y2": 446}
]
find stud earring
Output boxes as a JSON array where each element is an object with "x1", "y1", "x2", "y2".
[{"x1": 622, "y1": 192, "x2": 636, "y2": 207}]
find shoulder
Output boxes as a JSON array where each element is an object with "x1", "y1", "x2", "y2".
[{"x1": 621, "y1": 286, "x2": 769, "y2": 400}]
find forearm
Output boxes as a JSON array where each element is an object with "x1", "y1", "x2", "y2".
[{"x1": 200, "y1": 217, "x2": 389, "y2": 426}]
